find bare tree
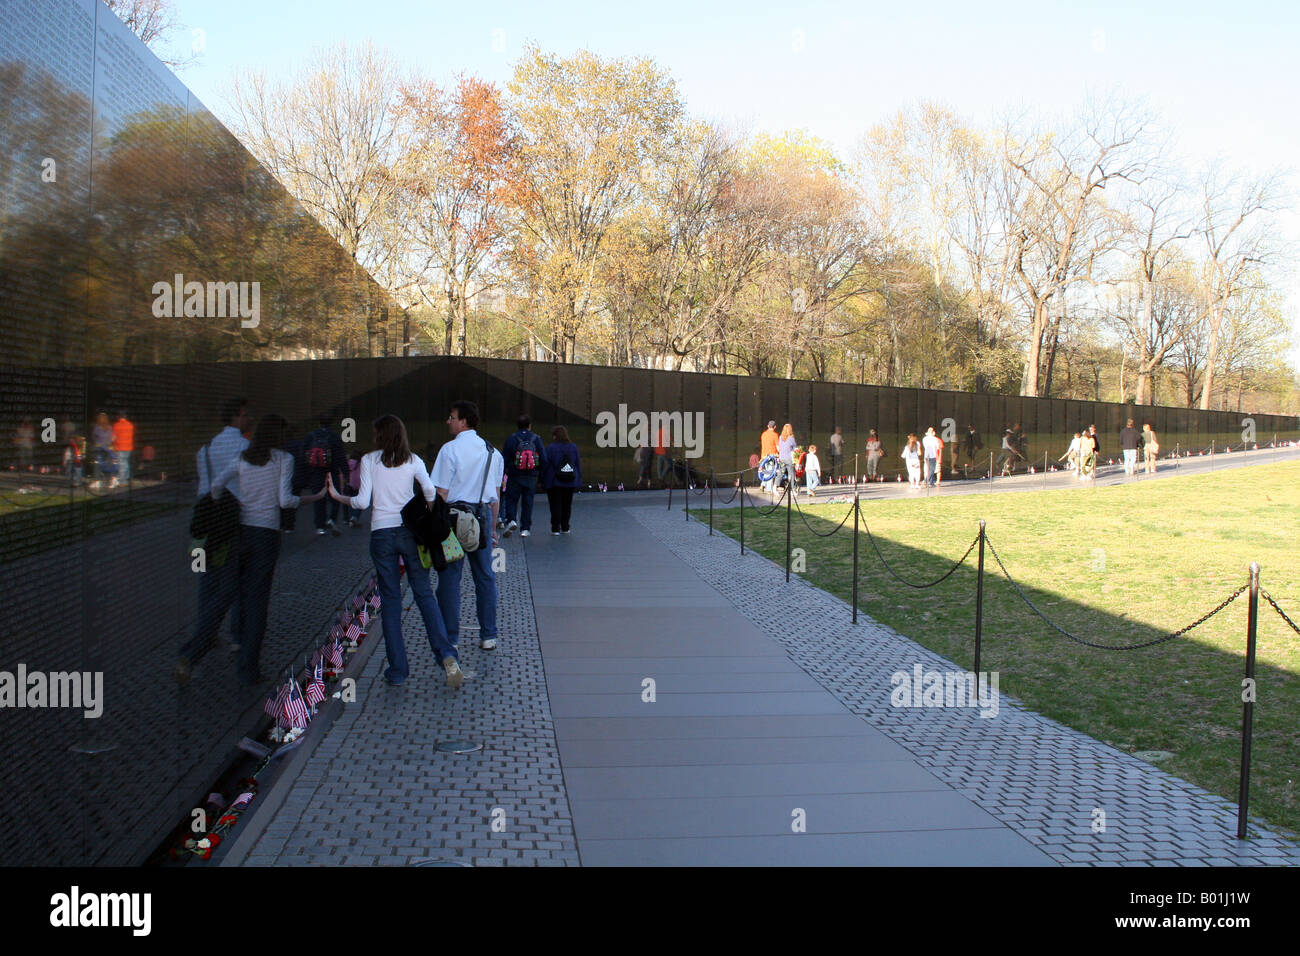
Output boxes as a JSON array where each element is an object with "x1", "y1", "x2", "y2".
[
  {"x1": 1003, "y1": 100, "x2": 1152, "y2": 396},
  {"x1": 1194, "y1": 167, "x2": 1283, "y2": 409},
  {"x1": 100, "y1": 0, "x2": 197, "y2": 68}
]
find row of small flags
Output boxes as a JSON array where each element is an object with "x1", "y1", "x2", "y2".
[{"x1": 261, "y1": 577, "x2": 381, "y2": 734}]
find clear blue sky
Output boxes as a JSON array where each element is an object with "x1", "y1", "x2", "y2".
[{"x1": 163, "y1": 0, "x2": 1300, "y2": 364}]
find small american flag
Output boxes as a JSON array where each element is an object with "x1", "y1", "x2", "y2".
[
  {"x1": 328, "y1": 636, "x2": 344, "y2": 668},
  {"x1": 263, "y1": 684, "x2": 284, "y2": 718},
  {"x1": 330, "y1": 622, "x2": 344, "y2": 643},
  {"x1": 359, "y1": 608, "x2": 370, "y2": 627},
  {"x1": 351, "y1": 594, "x2": 364, "y2": 611},
  {"x1": 305, "y1": 658, "x2": 326, "y2": 707},
  {"x1": 368, "y1": 592, "x2": 381, "y2": 610},
  {"x1": 281, "y1": 678, "x2": 310, "y2": 729},
  {"x1": 345, "y1": 619, "x2": 361, "y2": 642}
]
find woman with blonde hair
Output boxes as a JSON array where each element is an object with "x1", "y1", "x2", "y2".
[
  {"x1": 777, "y1": 423, "x2": 797, "y2": 492},
  {"x1": 1142, "y1": 423, "x2": 1159, "y2": 474}
]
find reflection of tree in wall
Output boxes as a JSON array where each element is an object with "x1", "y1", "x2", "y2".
[{"x1": 0, "y1": 64, "x2": 97, "y2": 367}]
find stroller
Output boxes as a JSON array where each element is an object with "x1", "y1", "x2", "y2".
[{"x1": 757, "y1": 454, "x2": 781, "y2": 490}]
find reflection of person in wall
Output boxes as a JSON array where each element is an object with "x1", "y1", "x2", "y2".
[
  {"x1": 13, "y1": 418, "x2": 35, "y2": 471},
  {"x1": 829, "y1": 427, "x2": 844, "y2": 481},
  {"x1": 176, "y1": 399, "x2": 252, "y2": 686},
  {"x1": 304, "y1": 414, "x2": 347, "y2": 536},
  {"x1": 634, "y1": 445, "x2": 652, "y2": 489},
  {"x1": 654, "y1": 426, "x2": 669, "y2": 482},
  {"x1": 90, "y1": 412, "x2": 114, "y2": 489},
  {"x1": 112, "y1": 409, "x2": 134, "y2": 486},
  {"x1": 209, "y1": 414, "x2": 325, "y2": 686}
]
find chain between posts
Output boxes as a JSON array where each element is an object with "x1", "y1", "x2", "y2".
[
  {"x1": 790, "y1": 491, "x2": 856, "y2": 537},
  {"x1": 984, "y1": 535, "x2": 1249, "y2": 650},
  {"x1": 864, "y1": 525, "x2": 980, "y2": 589},
  {"x1": 1261, "y1": 590, "x2": 1300, "y2": 636}
]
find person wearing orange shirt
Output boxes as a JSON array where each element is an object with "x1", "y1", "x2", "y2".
[
  {"x1": 759, "y1": 421, "x2": 779, "y2": 492},
  {"x1": 111, "y1": 409, "x2": 135, "y2": 487}
]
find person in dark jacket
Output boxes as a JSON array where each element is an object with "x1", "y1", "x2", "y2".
[
  {"x1": 500, "y1": 414, "x2": 546, "y2": 537},
  {"x1": 303, "y1": 414, "x2": 347, "y2": 535},
  {"x1": 541, "y1": 425, "x2": 582, "y2": 535}
]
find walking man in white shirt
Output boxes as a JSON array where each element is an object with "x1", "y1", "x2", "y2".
[
  {"x1": 922, "y1": 427, "x2": 941, "y2": 488},
  {"x1": 176, "y1": 398, "x2": 251, "y2": 685},
  {"x1": 431, "y1": 401, "x2": 505, "y2": 653}
]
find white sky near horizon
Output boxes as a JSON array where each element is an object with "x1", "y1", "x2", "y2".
[{"x1": 158, "y1": 0, "x2": 1300, "y2": 370}]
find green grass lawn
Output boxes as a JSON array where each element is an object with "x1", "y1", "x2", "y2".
[{"x1": 709, "y1": 463, "x2": 1300, "y2": 839}]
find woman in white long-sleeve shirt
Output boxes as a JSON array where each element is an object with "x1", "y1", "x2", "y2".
[
  {"x1": 327, "y1": 414, "x2": 462, "y2": 689},
  {"x1": 208, "y1": 414, "x2": 324, "y2": 685}
]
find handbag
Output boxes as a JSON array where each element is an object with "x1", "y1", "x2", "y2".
[
  {"x1": 449, "y1": 439, "x2": 495, "y2": 552},
  {"x1": 440, "y1": 530, "x2": 465, "y2": 564},
  {"x1": 190, "y1": 444, "x2": 240, "y2": 543}
]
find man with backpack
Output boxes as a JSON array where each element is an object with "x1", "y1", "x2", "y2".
[
  {"x1": 501, "y1": 414, "x2": 545, "y2": 537},
  {"x1": 432, "y1": 400, "x2": 504, "y2": 652},
  {"x1": 304, "y1": 414, "x2": 347, "y2": 536}
]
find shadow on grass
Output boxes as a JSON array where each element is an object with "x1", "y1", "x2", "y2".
[{"x1": 708, "y1": 498, "x2": 1300, "y2": 841}]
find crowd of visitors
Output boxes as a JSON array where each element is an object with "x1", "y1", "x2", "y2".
[{"x1": 175, "y1": 398, "x2": 595, "y2": 693}]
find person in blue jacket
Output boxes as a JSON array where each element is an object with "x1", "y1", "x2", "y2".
[
  {"x1": 500, "y1": 414, "x2": 546, "y2": 537},
  {"x1": 541, "y1": 425, "x2": 582, "y2": 535}
]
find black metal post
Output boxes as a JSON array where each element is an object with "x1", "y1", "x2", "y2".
[
  {"x1": 684, "y1": 460, "x2": 690, "y2": 522},
  {"x1": 851, "y1": 495, "x2": 860, "y2": 625},
  {"x1": 785, "y1": 482, "x2": 792, "y2": 583},
  {"x1": 1237, "y1": 562, "x2": 1260, "y2": 840},
  {"x1": 666, "y1": 462, "x2": 673, "y2": 510},
  {"x1": 853, "y1": 453, "x2": 859, "y2": 495},
  {"x1": 974, "y1": 520, "x2": 986, "y2": 677},
  {"x1": 739, "y1": 484, "x2": 745, "y2": 556},
  {"x1": 708, "y1": 467, "x2": 714, "y2": 535}
]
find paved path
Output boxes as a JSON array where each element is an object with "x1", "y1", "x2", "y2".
[{"x1": 237, "y1": 449, "x2": 1300, "y2": 866}]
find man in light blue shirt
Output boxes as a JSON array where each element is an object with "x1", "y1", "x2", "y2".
[
  {"x1": 176, "y1": 398, "x2": 251, "y2": 686},
  {"x1": 431, "y1": 400, "x2": 504, "y2": 652}
]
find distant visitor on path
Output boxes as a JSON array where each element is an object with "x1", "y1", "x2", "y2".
[
  {"x1": 760, "y1": 421, "x2": 779, "y2": 492},
  {"x1": 1142, "y1": 423, "x2": 1159, "y2": 474},
  {"x1": 804, "y1": 444, "x2": 822, "y2": 495},
  {"x1": 777, "y1": 424, "x2": 797, "y2": 490},
  {"x1": 542, "y1": 424, "x2": 582, "y2": 534},
  {"x1": 865, "y1": 429, "x2": 884, "y2": 481},
  {"x1": 501, "y1": 414, "x2": 546, "y2": 538},
  {"x1": 1120, "y1": 418, "x2": 1141, "y2": 477},
  {"x1": 902, "y1": 433, "x2": 922, "y2": 489}
]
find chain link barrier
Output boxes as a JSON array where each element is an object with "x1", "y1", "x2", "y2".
[
  {"x1": 985, "y1": 534, "x2": 1248, "y2": 650},
  {"x1": 1262, "y1": 590, "x2": 1300, "y2": 637},
  {"x1": 864, "y1": 523, "x2": 980, "y2": 589},
  {"x1": 790, "y1": 490, "x2": 856, "y2": 537}
]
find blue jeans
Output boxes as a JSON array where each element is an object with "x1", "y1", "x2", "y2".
[
  {"x1": 925, "y1": 457, "x2": 937, "y2": 486},
  {"x1": 235, "y1": 526, "x2": 280, "y2": 682},
  {"x1": 370, "y1": 525, "x2": 456, "y2": 683},
  {"x1": 502, "y1": 477, "x2": 537, "y2": 530},
  {"x1": 115, "y1": 450, "x2": 131, "y2": 483},
  {"x1": 181, "y1": 532, "x2": 242, "y2": 665},
  {"x1": 436, "y1": 541, "x2": 498, "y2": 648},
  {"x1": 806, "y1": 472, "x2": 820, "y2": 493}
]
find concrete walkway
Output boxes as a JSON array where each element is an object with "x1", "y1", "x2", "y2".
[{"x1": 529, "y1": 502, "x2": 1050, "y2": 865}]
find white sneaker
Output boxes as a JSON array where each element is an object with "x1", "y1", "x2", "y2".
[
  {"x1": 443, "y1": 657, "x2": 464, "y2": 689},
  {"x1": 480, "y1": 637, "x2": 497, "y2": 650},
  {"x1": 520, "y1": 529, "x2": 530, "y2": 537}
]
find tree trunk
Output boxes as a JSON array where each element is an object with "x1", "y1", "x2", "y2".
[{"x1": 1200, "y1": 302, "x2": 1223, "y2": 410}]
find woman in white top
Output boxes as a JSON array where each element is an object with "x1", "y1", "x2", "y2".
[
  {"x1": 327, "y1": 415, "x2": 461, "y2": 689},
  {"x1": 209, "y1": 414, "x2": 325, "y2": 685},
  {"x1": 901, "y1": 433, "x2": 923, "y2": 489}
]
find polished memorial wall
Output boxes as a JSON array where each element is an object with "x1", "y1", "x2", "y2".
[{"x1": 1, "y1": 1, "x2": 1297, "y2": 867}]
